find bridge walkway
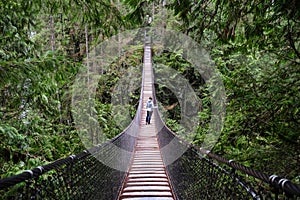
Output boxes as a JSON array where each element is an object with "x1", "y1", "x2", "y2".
[{"x1": 118, "y1": 43, "x2": 175, "y2": 200}]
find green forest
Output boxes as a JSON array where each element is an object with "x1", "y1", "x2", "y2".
[{"x1": 0, "y1": 0, "x2": 299, "y2": 185}]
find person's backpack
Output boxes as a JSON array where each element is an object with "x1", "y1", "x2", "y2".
[{"x1": 147, "y1": 101, "x2": 152, "y2": 108}]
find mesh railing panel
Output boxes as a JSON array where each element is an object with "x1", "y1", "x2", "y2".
[
  {"x1": 155, "y1": 111, "x2": 300, "y2": 199},
  {"x1": 0, "y1": 130, "x2": 137, "y2": 199},
  {"x1": 156, "y1": 125, "x2": 257, "y2": 200}
]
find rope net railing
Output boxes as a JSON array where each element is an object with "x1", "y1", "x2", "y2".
[
  {"x1": 0, "y1": 124, "x2": 140, "y2": 199},
  {"x1": 153, "y1": 109, "x2": 300, "y2": 199},
  {"x1": 0, "y1": 91, "x2": 142, "y2": 198}
]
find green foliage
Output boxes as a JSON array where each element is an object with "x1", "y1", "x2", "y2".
[
  {"x1": 0, "y1": 0, "x2": 38, "y2": 61},
  {"x1": 95, "y1": 45, "x2": 143, "y2": 139},
  {"x1": 95, "y1": 102, "x2": 121, "y2": 139},
  {"x1": 0, "y1": 0, "x2": 125, "y2": 179},
  {"x1": 0, "y1": 124, "x2": 27, "y2": 168},
  {"x1": 153, "y1": 48, "x2": 204, "y2": 126}
]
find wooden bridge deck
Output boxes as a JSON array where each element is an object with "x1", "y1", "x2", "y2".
[{"x1": 118, "y1": 45, "x2": 175, "y2": 200}]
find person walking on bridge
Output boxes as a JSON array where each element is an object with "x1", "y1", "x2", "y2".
[{"x1": 146, "y1": 97, "x2": 153, "y2": 125}]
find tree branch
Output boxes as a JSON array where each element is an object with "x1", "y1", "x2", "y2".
[{"x1": 287, "y1": 19, "x2": 300, "y2": 59}]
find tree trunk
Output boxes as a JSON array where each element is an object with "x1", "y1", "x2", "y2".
[{"x1": 50, "y1": 15, "x2": 55, "y2": 51}]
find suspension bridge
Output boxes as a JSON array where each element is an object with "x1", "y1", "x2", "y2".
[{"x1": 0, "y1": 34, "x2": 300, "y2": 200}]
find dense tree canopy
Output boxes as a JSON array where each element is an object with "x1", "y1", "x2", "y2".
[{"x1": 0, "y1": 0, "x2": 125, "y2": 177}]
